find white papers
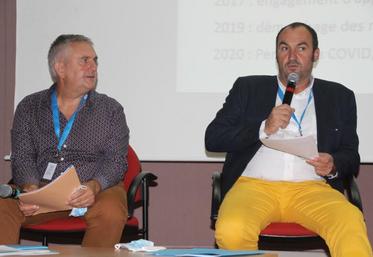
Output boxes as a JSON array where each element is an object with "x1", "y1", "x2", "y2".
[
  {"x1": 260, "y1": 135, "x2": 318, "y2": 160},
  {"x1": 0, "y1": 245, "x2": 58, "y2": 256}
]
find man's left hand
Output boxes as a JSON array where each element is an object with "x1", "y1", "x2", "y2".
[
  {"x1": 306, "y1": 153, "x2": 336, "y2": 177},
  {"x1": 67, "y1": 180, "x2": 101, "y2": 208}
]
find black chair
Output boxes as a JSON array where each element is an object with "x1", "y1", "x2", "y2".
[{"x1": 211, "y1": 172, "x2": 363, "y2": 251}]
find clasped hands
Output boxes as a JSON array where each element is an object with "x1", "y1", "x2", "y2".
[
  {"x1": 18, "y1": 180, "x2": 101, "y2": 217},
  {"x1": 264, "y1": 104, "x2": 336, "y2": 177}
]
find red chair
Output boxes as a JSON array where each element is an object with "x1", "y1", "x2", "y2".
[
  {"x1": 211, "y1": 172, "x2": 363, "y2": 251},
  {"x1": 20, "y1": 145, "x2": 157, "y2": 246}
]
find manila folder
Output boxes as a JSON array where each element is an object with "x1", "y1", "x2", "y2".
[{"x1": 18, "y1": 166, "x2": 81, "y2": 215}]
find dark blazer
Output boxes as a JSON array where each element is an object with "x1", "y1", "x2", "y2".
[{"x1": 205, "y1": 75, "x2": 360, "y2": 198}]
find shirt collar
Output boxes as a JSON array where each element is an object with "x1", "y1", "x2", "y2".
[
  {"x1": 45, "y1": 84, "x2": 96, "y2": 110},
  {"x1": 277, "y1": 75, "x2": 315, "y2": 97}
]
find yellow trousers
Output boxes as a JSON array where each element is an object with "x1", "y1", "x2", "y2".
[{"x1": 215, "y1": 177, "x2": 372, "y2": 257}]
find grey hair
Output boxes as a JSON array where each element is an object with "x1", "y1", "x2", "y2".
[{"x1": 48, "y1": 34, "x2": 93, "y2": 82}]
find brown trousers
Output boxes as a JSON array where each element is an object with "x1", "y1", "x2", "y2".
[{"x1": 0, "y1": 183, "x2": 128, "y2": 247}]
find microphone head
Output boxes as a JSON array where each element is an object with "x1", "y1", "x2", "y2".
[
  {"x1": 0, "y1": 184, "x2": 13, "y2": 198},
  {"x1": 287, "y1": 72, "x2": 299, "y2": 84}
]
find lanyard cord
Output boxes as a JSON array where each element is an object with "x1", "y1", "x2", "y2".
[{"x1": 51, "y1": 89, "x2": 87, "y2": 151}]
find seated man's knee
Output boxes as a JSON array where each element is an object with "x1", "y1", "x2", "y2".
[
  {"x1": 337, "y1": 205, "x2": 366, "y2": 231},
  {"x1": 322, "y1": 205, "x2": 372, "y2": 256},
  {"x1": 321, "y1": 203, "x2": 367, "y2": 243},
  {"x1": 215, "y1": 217, "x2": 259, "y2": 250},
  {"x1": 85, "y1": 196, "x2": 127, "y2": 226}
]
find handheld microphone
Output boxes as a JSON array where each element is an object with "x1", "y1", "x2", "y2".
[
  {"x1": 0, "y1": 184, "x2": 21, "y2": 199},
  {"x1": 282, "y1": 72, "x2": 299, "y2": 106}
]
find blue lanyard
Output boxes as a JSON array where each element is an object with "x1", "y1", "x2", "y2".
[
  {"x1": 277, "y1": 86, "x2": 313, "y2": 136},
  {"x1": 51, "y1": 89, "x2": 87, "y2": 151}
]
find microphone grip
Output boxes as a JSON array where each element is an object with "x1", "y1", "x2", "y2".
[{"x1": 282, "y1": 82, "x2": 296, "y2": 105}]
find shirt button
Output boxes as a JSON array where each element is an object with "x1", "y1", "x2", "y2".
[
  {"x1": 60, "y1": 157, "x2": 64, "y2": 161},
  {"x1": 63, "y1": 144, "x2": 67, "y2": 149}
]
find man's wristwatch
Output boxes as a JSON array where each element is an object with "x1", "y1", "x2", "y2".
[{"x1": 326, "y1": 168, "x2": 338, "y2": 179}]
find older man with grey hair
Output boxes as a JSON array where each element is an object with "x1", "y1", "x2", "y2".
[{"x1": 0, "y1": 34, "x2": 129, "y2": 247}]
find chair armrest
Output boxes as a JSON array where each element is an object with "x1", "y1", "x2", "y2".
[
  {"x1": 127, "y1": 171, "x2": 157, "y2": 216},
  {"x1": 211, "y1": 172, "x2": 222, "y2": 228},
  {"x1": 344, "y1": 175, "x2": 363, "y2": 212}
]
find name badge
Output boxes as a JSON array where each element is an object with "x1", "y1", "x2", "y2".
[{"x1": 43, "y1": 162, "x2": 57, "y2": 180}]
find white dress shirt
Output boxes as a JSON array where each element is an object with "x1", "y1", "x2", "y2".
[{"x1": 242, "y1": 76, "x2": 324, "y2": 182}]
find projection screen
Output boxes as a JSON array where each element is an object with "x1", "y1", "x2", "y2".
[{"x1": 16, "y1": 0, "x2": 373, "y2": 162}]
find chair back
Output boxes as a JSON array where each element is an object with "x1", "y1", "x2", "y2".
[{"x1": 123, "y1": 145, "x2": 142, "y2": 203}]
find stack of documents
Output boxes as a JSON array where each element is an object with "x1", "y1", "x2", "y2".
[
  {"x1": 261, "y1": 135, "x2": 318, "y2": 159},
  {"x1": 18, "y1": 166, "x2": 81, "y2": 215},
  {"x1": 0, "y1": 245, "x2": 57, "y2": 256}
]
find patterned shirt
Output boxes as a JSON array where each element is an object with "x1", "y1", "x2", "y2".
[{"x1": 11, "y1": 85, "x2": 129, "y2": 190}]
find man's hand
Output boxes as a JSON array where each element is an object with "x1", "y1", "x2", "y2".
[
  {"x1": 67, "y1": 180, "x2": 101, "y2": 208},
  {"x1": 19, "y1": 184, "x2": 39, "y2": 216},
  {"x1": 306, "y1": 153, "x2": 336, "y2": 177},
  {"x1": 18, "y1": 201, "x2": 40, "y2": 216},
  {"x1": 264, "y1": 104, "x2": 295, "y2": 136},
  {"x1": 22, "y1": 184, "x2": 39, "y2": 192}
]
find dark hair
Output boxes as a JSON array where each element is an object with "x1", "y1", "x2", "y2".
[
  {"x1": 48, "y1": 34, "x2": 93, "y2": 82},
  {"x1": 276, "y1": 22, "x2": 318, "y2": 50}
]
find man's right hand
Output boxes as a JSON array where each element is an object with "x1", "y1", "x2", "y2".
[
  {"x1": 22, "y1": 184, "x2": 39, "y2": 193},
  {"x1": 18, "y1": 201, "x2": 39, "y2": 216},
  {"x1": 264, "y1": 104, "x2": 294, "y2": 136},
  {"x1": 18, "y1": 184, "x2": 40, "y2": 216}
]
